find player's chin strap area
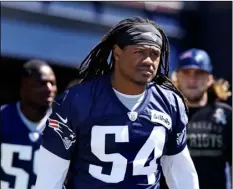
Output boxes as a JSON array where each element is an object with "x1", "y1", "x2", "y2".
[{"x1": 115, "y1": 24, "x2": 163, "y2": 48}]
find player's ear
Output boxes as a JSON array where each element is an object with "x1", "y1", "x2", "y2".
[
  {"x1": 113, "y1": 45, "x2": 123, "y2": 62},
  {"x1": 207, "y1": 74, "x2": 214, "y2": 87}
]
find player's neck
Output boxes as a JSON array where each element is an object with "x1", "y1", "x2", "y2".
[
  {"x1": 111, "y1": 74, "x2": 146, "y2": 95},
  {"x1": 19, "y1": 101, "x2": 48, "y2": 122},
  {"x1": 188, "y1": 92, "x2": 208, "y2": 108}
]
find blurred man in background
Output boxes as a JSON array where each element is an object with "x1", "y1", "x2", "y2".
[
  {"x1": 161, "y1": 48, "x2": 231, "y2": 189},
  {"x1": 0, "y1": 60, "x2": 57, "y2": 189}
]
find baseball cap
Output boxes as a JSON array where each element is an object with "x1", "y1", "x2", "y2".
[{"x1": 177, "y1": 48, "x2": 213, "y2": 73}]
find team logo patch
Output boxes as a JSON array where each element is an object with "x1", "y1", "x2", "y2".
[
  {"x1": 140, "y1": 32, "x2": 157, "y2": 42},
  {"x1": 176, "y1": 128, "x2": 186, "y2": 146},
  {"x1": 151, "y1": 110, "x2": 172, "y2": 129},
  {"x1": 213, "y1": 108, "x2": 227, "y2": 125},
  {"x1": 48, "y1": 118, "x2": 76, "y2": 150},
  {"x1": 28, "y1": 132, "x2": 40, "y2": 142},
  {"x1": 127, "y1": 111, "x2": 138, "y2": 122},
  {"x1": 180, "y1": 51, "x2": 192, "y2": 59}
]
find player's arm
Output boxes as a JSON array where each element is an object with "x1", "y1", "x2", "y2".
[
  {"x1": 161, "y1": 96, "x2": 199, "y2": 189},
  {"x1": 161, "y1": 146, "x2": 198, "y2": 189},
  {"x1": 35, "y1": 90, "x2": 77, "y2": 189}
]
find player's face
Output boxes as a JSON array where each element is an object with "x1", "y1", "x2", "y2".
[
  {"x1": 114, "y1": 44, "x2": 161, "y2": 85},
  {"x1": 22, "y1": 66, "x2": 57, "y2": 108},
  {"x1": 176, "y1": 68, "x2": 213, "y2": 103}
]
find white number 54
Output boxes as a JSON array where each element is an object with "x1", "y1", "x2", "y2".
[{"x1": 89, "y1": 125, "x2": 166, "y2": 184}]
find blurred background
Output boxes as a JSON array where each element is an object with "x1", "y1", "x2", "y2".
[{"x1": 1, "y1": 1, "x2": 232, "y2": 105}]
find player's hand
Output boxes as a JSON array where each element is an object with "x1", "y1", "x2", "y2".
[{"x1": 213, "y1": 78, "x2": 232, "y2": 100}]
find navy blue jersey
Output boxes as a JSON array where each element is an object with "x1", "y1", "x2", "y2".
[
  {"x1": 0, "y1": 103, "x2": 41, "y2": 189},
  {"x1": 42, "y1": 74, "x2": 188, "y2": 189},
  {"x1": 187, "y1": 102, "x2": 232, "y2": 189}
]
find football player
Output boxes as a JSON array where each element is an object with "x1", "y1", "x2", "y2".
[
  {"x1": 35, "y1": 17, "x2": 199, "y2": 189},
  {"x1": 0, "y1": 60, "x2": 57, "y2": 189}
]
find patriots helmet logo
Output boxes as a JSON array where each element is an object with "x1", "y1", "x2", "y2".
[
  {"x1": 213, "y1": 108, "x2": 227, "y2": 125},
  {"x1": 176, "y1": 128, "x2": 186, "y2": 146},
  {"x1": 48, "y1": 118, "x2": 76, "y2": 149}
]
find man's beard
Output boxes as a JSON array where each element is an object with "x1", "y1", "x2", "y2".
[{"x1": 186, "y1": 92, "x2": 206, "y2": 104}]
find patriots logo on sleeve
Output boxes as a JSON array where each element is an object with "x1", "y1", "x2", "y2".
[
  {"x1": 48, "y1": 116, "x2": 76, "y2": 150},
  {"x1": 176, "y1": 128, "x2": 186, "y2": 146}
]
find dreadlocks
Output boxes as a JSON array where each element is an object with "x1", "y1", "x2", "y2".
[{"x1": 78, "y1": 17, "x2": 188, "y2": 111}]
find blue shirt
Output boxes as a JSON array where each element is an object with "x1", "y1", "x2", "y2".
[{"x1": 0, "y1": 103, "x2": 42, "y2": 189}]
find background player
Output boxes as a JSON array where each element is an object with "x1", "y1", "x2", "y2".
[
  {"x1": 35, "y1": 17, "x2": 199, "y2": 189},
  {"x1": 162, "y1": 48, "x2": 231, "y2": 189},
  {"x1": 0, "y1": 60, "x2": 57, "y2": 189}
]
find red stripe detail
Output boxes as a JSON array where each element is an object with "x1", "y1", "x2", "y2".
[
  {"x1": 48, "y1": 119, "x2": 59, "y2": 128},
  {"x1": 181, "y1": 52, "x2": 192, "y2": 59},
  {"x1": 49, "y1": 123, "x2": 59, "y2": 129},
  {"x1": 49, "y1": 119, "x2": 59, "y2": 124}
]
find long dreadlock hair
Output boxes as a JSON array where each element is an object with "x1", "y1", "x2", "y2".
[{"x1": 78, "y1": 17, "x2": 188, "y2": 111}]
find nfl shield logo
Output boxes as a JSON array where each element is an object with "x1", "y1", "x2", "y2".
[
  {"x1": 28, "y1": 132, "x2": 40, "y2": 142},
  {"x1": 127, "y1": 111, "x2": 138, "y2": 121}
]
